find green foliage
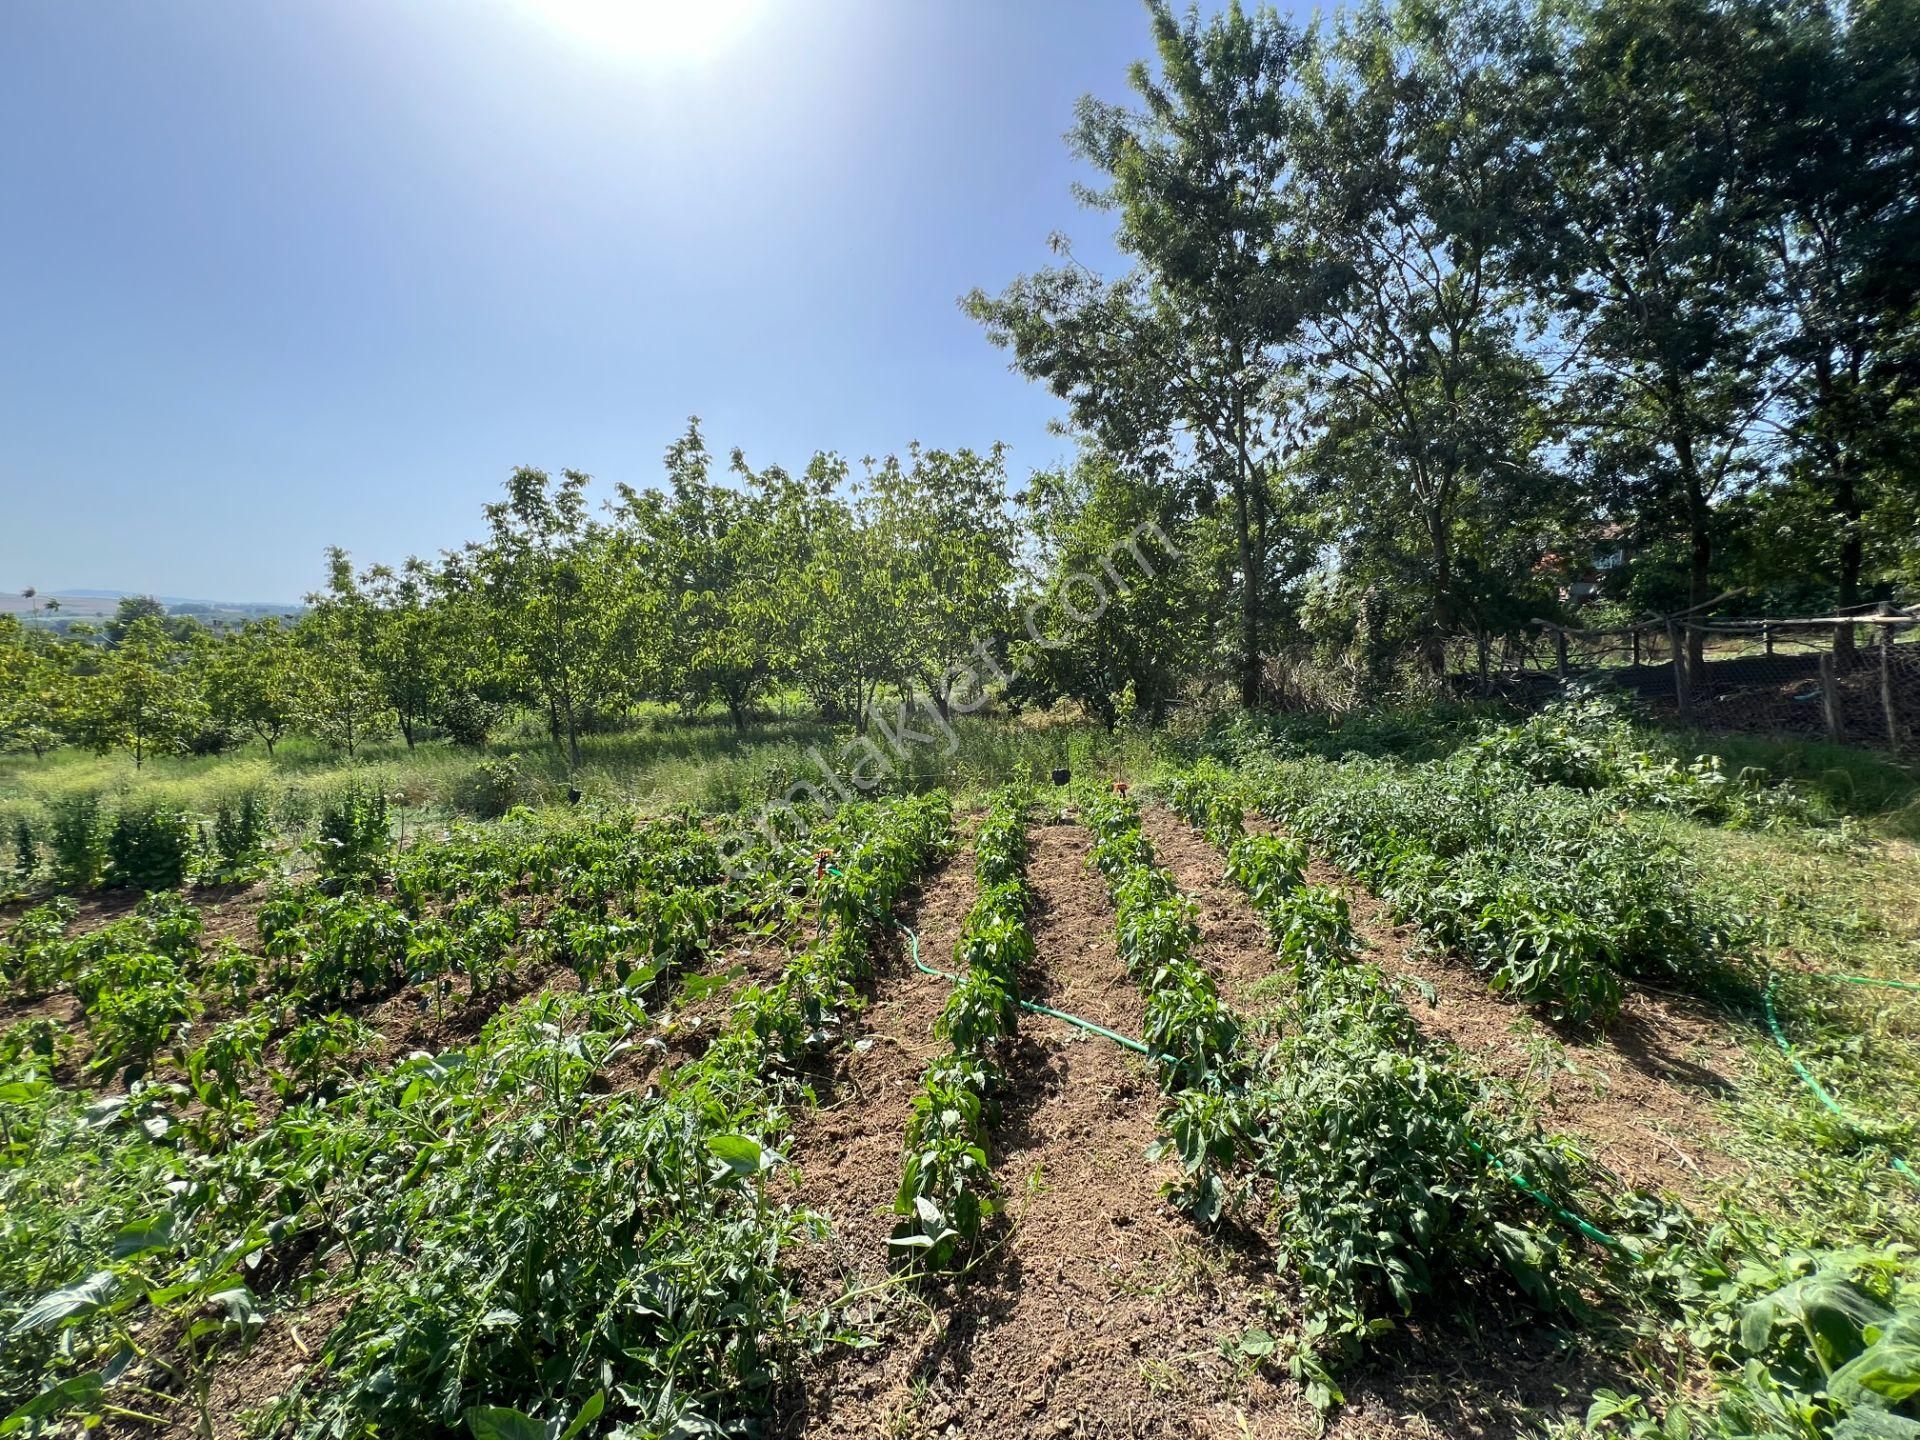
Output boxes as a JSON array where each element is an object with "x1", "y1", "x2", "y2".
[
  {"x1": 1472, "y1": 689, "x2": 1814, "y2": 828},
  {"x1": 1164, "y1": 759, "x2": 1602, "y2": 1388},
  {"x1": 1241, "y1": 746, "x2": 1718, "y2": 1024},
  {"x1": 205, "y1": 787, "x2": 272, "y2": 881},
  {"x1": 105, "y1": 801, "x2": 195, "y2": 892},
  {"x1": 2, "y1": 898, "x2": 77, "y2": 997},
  {"x1": 313, "y1": 782, "x2": 392, "y2": 892},
  {"x1": 47, "y1": 793, "x2": 108, "y2": 893},
  {"x1": 1246, "y1": 965, "x2": 1580, "y2": 1367},
  {"x1": 275, "y1": 1013, "x2": 380, "y2": 1103},
  {"x1": 893, "y1": 786, "x2": 1031, "y2": 1272},
  {"x1": 9, "y1": 816, "x2": 39, "y2": 887}
]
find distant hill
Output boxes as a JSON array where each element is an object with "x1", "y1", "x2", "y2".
[{"x1": 1, "y1": 589, "x2": 305, "y2": 627}]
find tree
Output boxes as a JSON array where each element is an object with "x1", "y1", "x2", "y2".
[
  {"x1": 472, "y1": 467, "x2": 624, "y2": 766},
  {"x1": 1288, "y1": 0, "x2": 1564, "y2": 676},
  {"x1": 314, "y1": 550, "x2": 448, "y2": 747},
  {"x1": 1013, "y1": 454, "x2": 1208, "y2": 727},
  {"x1": 616, "y1": 422, "x2": 795, "y2": 731},
  {"x1": 1525, "y1": 0, "x2": 1785, "y2": 681},
  {"x1": 970, "y1": 0, "x2": 1311, "y2": 706},
  {"x1": 865, "y1": 444, "x2": 1019, "y2": 718},
  {"x1": 0, "y1": 617, "x2": 70, "y2": 757},
  {"x1": 297, "y1": 616, "x2": 391, "y2": 759},
  {"x1": 205, "y1": 618, "x2": 305, "y2": 755},
  {"x1": 1751, "y1": 0, "x2": 1920, "y2": 647},
  {"x1": 70, "y1": 617, "x2": 202, "y2": 767}
]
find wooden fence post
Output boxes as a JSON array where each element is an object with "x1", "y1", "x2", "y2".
[
  {"x1": 1555, "y1": 627, "x2": 1569, "y2": 682},
  {"x1": 1819, "y1": 653, "x2": 1843, "y2": 741}
]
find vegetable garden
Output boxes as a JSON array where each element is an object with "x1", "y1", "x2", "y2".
[{"x1": 3, "y1": 721, "x2": 1918, "y2": 1439}]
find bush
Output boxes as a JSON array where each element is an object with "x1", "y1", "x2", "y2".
[
  {"x1": 10, "y1": 816, "x2": 39, "y2": 884},
  {"x1": 48, "y1": 793, "x2": 109, "y2": 893},
  {"x1": 312, "y1": 783, "x2": 391, "y2": 892},
  {"x1": 107, "y1": 802, "x2": 196, "y2": 892},
  {"x1": 207, "y1": 789, "x2": 272, "y2": 879},
  {"x1": 436, "y1": 692, "x2": 504, "y2": 747},
  {"x1": 456, "y1": 754, "x2": 533, "y2": 819}
]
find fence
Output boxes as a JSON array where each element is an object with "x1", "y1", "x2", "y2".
[{"x1": 1520, "y1": 601, "x2": 1918, "y2": 754}]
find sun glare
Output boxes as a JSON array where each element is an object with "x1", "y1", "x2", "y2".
[{"x1": 520, "y1": 0, "x2": 762, "y2": 61}]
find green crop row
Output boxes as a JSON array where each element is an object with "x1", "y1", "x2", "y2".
[
  {"x1": 1, "y1": 792, "x2": 953, "y2": 1440},
  {"x1": 1234, "y1": 750, "x2": 1720, "y2": 1025},
  {"x1": 1159, "y1": 766, "x2": 1600, "y2": 1406},
  {"x1": 1079, "y1": 787, "x2": 1247, "y2": 1223},
  {"x1": 892, "y1": 784, "x2": 1035, "y2": 1272}
]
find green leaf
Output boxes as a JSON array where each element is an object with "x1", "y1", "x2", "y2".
[
  {"x1": 0, "y1": 1373, "x2": 105, "y2": 1435},
  {"x1": 1238, "y1": 1327, "x2": 1276, "y2": 1359},
  {"x1": 466, "y1": 1406, "x2": 547, "y2": 1440},
  {"x1": 556, "y1": 1391, "x2": 605, "y2": 1440},
  {"x1": 11, "y1": 1271, "x2": 118, "y2": 1334},
  {"x1": 707, "y1": 1134, "x2": 779, "y2": 1177},
  {"x1": 112, "y1": 1212, "x2": 176, "y2": 1259}
]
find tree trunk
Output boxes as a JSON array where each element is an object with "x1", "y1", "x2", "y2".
[
  {"x1": 1671, "y1": 413, "x2": 1712, "y2": 688},
  {"x1": 1234, "y1": 480, "x2": 1259, "y2": 709},
  {"x1": 1833, "y1": 462, "x2": 1862, "y2": 659},
  {"x1": 1425, "y1": 504, "x2": 1451, "y2": 679}
]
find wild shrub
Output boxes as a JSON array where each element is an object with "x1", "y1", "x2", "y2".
[
  {"x1": 48, "y1": 793, "x2": 108, "y2": 892},
  {"x1": 312, "y1": 783, "x2": 391, "y2": 892},
  {"x1": 106, "y1": 802, "x2": 195, "y2": 893},
  {"x1": 10, "y1": 816, "x2": 40, "y2": 885},
  {"x1": 1471, "y1": 689, "x2": 1812, "y2": 828},
  {"x1": 205, "y1": 789, "x2": 272, "y2": 881}
]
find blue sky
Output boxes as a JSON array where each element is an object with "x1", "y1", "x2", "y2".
[{"x1": 0, "y1": 1, "x2": 1219, "y2": 603}]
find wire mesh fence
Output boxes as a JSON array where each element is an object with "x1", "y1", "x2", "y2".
[{"x1": 1496, "y1": 603, "x2": 1918, "y2": 754}]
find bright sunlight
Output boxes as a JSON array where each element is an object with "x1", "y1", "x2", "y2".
[{"x1": 518, "y1": 0, "x2": 763, "y2": 60}]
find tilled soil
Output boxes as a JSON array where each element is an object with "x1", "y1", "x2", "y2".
[
  {"x1": 1139, "y1": 806, "x2": 1281, "y2": 1010},
  {"x1": 784, "y1": 819, "x2": 1299, "y2": 1440},
  {"x1": 776, "y1": 843, "x2": 984, "y2": 1353},
  {"x1": 1298, "y1": 851, "x2": 1747, "y2": 1200}
]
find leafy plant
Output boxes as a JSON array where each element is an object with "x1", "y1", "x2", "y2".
[
  {"x1": 106, "y1": 801, "x2": 195, "y2": 893},
  {"x1": 312, "y1": 783, "x2": 392, "y2": 893},
  {"x1": 48, "y1": 793, "x2": 108, "y2": 893}
]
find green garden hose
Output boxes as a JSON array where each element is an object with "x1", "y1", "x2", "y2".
[
  {"x1": 827, "y1": 865, "x2": 1625, "y2": 1248},
  {"x1": 1763, "y1": 973, "x2": 1920, "y2": 1192},
  {"x1": 820, "y1": 862, "x2": 1162, "y2": 1058},
  {"x1": 1465, "y1": 1139, "x2": 1621, "y2": 1249},
  {"x1": 1809, "y1": 971, "x2": 1920, "y2": 995}
]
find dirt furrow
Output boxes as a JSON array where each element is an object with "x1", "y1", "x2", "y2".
[
  {"x1": 775, "y1": 841, "x2": 981, "y2": 1393},
  {"x1": 1139, "y1": 805, "x2": 1281, "y2": 1010},
  {"x1": 792, "y1": 818, "x2": 1297, "y2": 1439}
]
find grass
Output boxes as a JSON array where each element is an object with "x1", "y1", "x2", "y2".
[{"x1": 0, "y1": 706, "x2": 1157, "y2": 847}]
